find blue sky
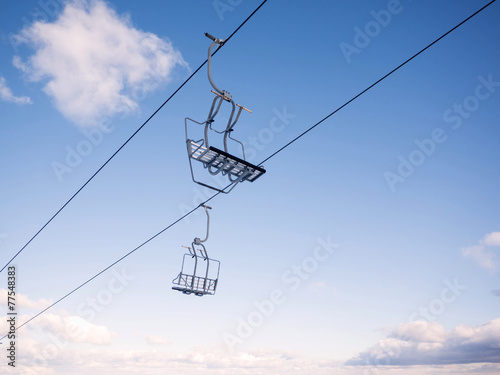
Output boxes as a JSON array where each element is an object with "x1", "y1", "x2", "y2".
[{"x1": 0, "y1": 0, "x2": 499, "y2": 374}]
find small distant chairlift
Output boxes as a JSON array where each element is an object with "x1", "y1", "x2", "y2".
[
  {"x1": 172, "y1": 205, "x2": 220, "y2": 296},
  {"x1": 185, "y1": 33, "x2": 266, "y2": 193}
]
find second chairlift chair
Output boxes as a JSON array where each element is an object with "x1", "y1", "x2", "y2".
[
  {"x1": 185, "y1": 33, "x2": 266, "y2": 193},
  {"x1": 172, "y1": 205, "x2": 220, "y2": 296}
]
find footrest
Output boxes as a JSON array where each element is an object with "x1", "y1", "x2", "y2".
[
  {"x1": 172, "y1": 272, "x2": 217, "y2": 296},
  {"x1": 172, "y1": 286, "x2": 210, "y2": 296},
  {"x1": 188, "y1": 140, "x2": 266, "y2": 183}
]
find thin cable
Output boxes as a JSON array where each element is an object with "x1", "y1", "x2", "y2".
[
  {"x1": 0, "y1": 0, "x2": 269, "y2": 275},
  {"x1": 0, "y1": 0, "x2": 494, "y2": 341},
  {"x1": 222, "y1": 0, "x2": 269, "y2": 45},
  {"x1": 259, "y1": 0, "x2": 497, "y2": 166}
]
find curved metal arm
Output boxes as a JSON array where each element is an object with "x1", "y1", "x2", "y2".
[
  {"x1": 194, "y1": 205, "x2": 212, "y2": 244},
  {"x1": 207, "y1": 39, "x2": 224, "y2": 96},
  {"x1": 223, "y1": 101, "x2": 237, "y2": 152}
]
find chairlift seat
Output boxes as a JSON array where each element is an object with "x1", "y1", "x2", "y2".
[
  {"x1": 187, "y1": 140, "x2": 266, "y2": 183},
  {"x1": 172, "y1": 251, "x2": 220, "y2": 297},
  {"x1": 172, "y1": 273, "x2": 218, "y2": 296}
]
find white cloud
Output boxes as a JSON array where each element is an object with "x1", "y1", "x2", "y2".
[
  {"x1": 3, "y1": 303, "x2": 499, "y2": 375},
  {"x1": 345, "y1": 318, "x2": 500, "y2": 366},
  {"x1": 1, "y1": 311, "x2": 116, "y2": 346},
  {"x1": 392, "y1": 321, "x2": 446, "y2": 343},
  {"x1": 463, "y1": 245, "x2": 496, "y2": 271},
  {"x1": 14, "y1": 0, "x2": 187, "y2": 127},
  {"x1": 0, "y1": 289, "x2": 51, "y2": 310},
  {"x1": 1, "y1": 342, "x2": 347, "y2": 375},
  {"x1": 144, "y1": 333, "x2": 171, "y2": 345},
  {"x1": 12, "y1": 344, "x2": 500, "y2": 375},
  {"x1": 32, "y1": 312, "x2": 116, "y2": 345},
  {"x1": 0, "y1": 76, "x2": 32, "y2": 104},
  {"x1": 5, "y1": 329, "x2": 500, "y2": 375},
  {"x1": 484, "y1": 232, "x2": 500, "y2": 247},
  {"x1": 462, "y1": 231, "x2": 500, "y2": 272}
]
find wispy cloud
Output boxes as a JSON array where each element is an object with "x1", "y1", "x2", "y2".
[
  {"x1": 0, "y1": 289, "x2": 51, "y2": 310},
  {"x1": 1, "y1": 312, "x2": 114, "y2": 346},
  {"x1": 144, "y1": 333, "x2": 171, "y2": 345},
  {"x1": 345, "y1": 318, "x2": 500, "y2": 366},
  {"x1": 484, "y1": 232, "x2": 500, "y2": 247},
  {"x1": 26, "y1": 312, "x2": 115, "y2": 345},
  {"x1": 2, "y1": 343, "x2": 343, "y2": 375},
  {"x1": 4, "y1": 296, "x2": 498, "y2": 374},
  {"x1": 462, "y1": 231, "x2": 500, "y2": 272},
  {"x1": 13, "y1": 0, "x2": 187, "y2": 127},
  {"x1": 0, "y1": 76, "x2": 32, "y2": 104},
  {"x1": 5, "y1": 324, "x2": 500, "y2": 375},
  {"x1": 37, "y1": 314, "x2": 115, "y2": 345}
]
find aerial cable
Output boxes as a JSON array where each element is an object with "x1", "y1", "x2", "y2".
[
  {"x1": 1, "y1": 0, "x2": 495, "y2": 340},
  {"x1": 0, "y1": 0, "x2": 269, "y2": 275},
  {"x1": 259, "y1": 0, "x2": 497, "y2": 165}
]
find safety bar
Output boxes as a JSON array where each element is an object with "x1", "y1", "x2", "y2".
[
  {"x1": 237, "y1": 104, "x2": 252, "y2": 113},
  {"x1": 212, "y1": 91, "x2": 252, "y2": 113}
]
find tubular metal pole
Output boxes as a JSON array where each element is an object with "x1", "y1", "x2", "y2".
[
  {"x1": 207, "y1": 41, "x2": 223, "y2": 95},
  {"x1": 191, "y1": 241, "x2": 198, "y2": 289},
  {"x1": 198, "y1": 205, "x2": 211, "y2": 243},
  {"x1": 223, "y1": 101, "x2": 236, "y2": 152},
  {"x1": 204, "y1": 96, "x2": 222, "y2": 147}
]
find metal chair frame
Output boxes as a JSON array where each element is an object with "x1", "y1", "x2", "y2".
[
  {"x1": 172, "y1": 205, "x2": 220, "y2": 296},
  {"x1": 184, "y1": 33, "x2": 266, "y2": 194}
]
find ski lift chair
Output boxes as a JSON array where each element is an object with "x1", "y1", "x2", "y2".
[
  {"x1": 172, "y1": 205, "x2": 220, "y2": 296},
  {"x1": 171, "y1": 243, "x2": 220, "y2": 296},
  {"x1": 185, "y1": 33, "x2": 266, "y2": 194}
]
